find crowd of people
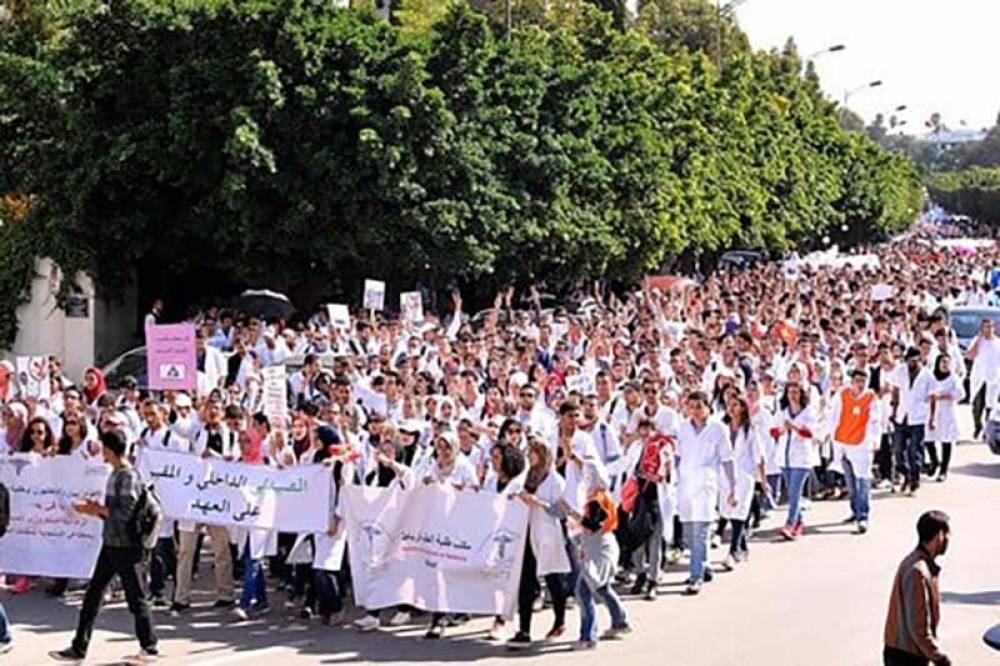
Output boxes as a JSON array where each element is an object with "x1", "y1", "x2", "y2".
[{"x1": 1, "y1": 225, "x2": 997, "y2": 663}]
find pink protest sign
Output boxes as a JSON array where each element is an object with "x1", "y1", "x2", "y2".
[{"x1": 145, "y1": 323, "x2": 197, "y2": 390}]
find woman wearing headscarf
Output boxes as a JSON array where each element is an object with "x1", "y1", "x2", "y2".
[
  {"x1": 507, "y1": 438, "x2": 571, "y2": 649},
  {"x1": 0, "y1": 402, "x2": 28, "y2": 455},
  {"x1": 926, "y1": 354, "x2": 962, "y2": 483},
  {"x1": 81, "y1": 367, "x2": 107, "y2": 409}
]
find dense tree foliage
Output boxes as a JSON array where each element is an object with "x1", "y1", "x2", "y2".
[
  {"x1": 0, "y1": 0, "x2": 923, "y2": 346},
  {"x1": 927, "y1": 168, "x2": 1000, "y2": 226}
]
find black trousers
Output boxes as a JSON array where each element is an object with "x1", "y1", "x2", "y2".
[
  {"x1": 313, "y1": 569, "x2": 343, "y2": 617},
  {"x1": 925, "y1": 441, "x2": 953, "y2": 476},
  {"x1": 72, "y1": 546, "x2": 157, "y2": 655},
  {"x1": 517, "y1": 536, "x2": 567, "y2": 636},
  {"x1": 149, "y1": 535, "x2": 176, "y2": 598},
  {"x1": 883, "y1": 646, "x2": 929, "y2": 666},
  {"x1": 973, "y1": 385, "x2": 990, "y2": 438}
]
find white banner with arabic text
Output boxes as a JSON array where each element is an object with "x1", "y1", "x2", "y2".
[
  {"x1": 140, "y1": 450, "x2": 329, "y2": 533},
  {"x1": 0, "y1": 454, "x2": 109, "y2": 578},
  {"x1": 342, "y1": 485, "x2": 528, "y2": 617}
]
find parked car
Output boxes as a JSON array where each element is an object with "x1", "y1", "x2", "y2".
[
  {"x1": 718, "y1": 250, "x2": 765, "y2": 271},
  {"x1": 101, "y1": 345, "x2": 148, "y2": 390},
  {"x1": 948, "y1": 306, "x2": 1000, "y2": 353}
]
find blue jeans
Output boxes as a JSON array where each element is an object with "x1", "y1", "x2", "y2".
[
  {"x1": 783, "y1": 467, "x2": 810, "y2": 527},
  {"x1": 0, "y1": 600, "x2": 11, "y2": 644},
  {"x1": 684, "y1": 521, "x2": 711, "y2": 582},
  {"x1": 766, "y1": 473, "x2": 783, "y2": 510},
  {"x1": 893, "y1": 424, "x2": 925, "y2": 488},
  {"x1": 842, "y1": 457, "x2": 871, "y2": 521},
  {"x1": 575, "y1": 576, "x2": 628, "y2": 643},
  {"x1": 239, "y1": 548, "x2": 267, "y2": 610}
]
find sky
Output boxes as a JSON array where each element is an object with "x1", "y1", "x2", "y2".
[{"x1": 733, "y1": 0, "x2": 1000, "y2": 134}]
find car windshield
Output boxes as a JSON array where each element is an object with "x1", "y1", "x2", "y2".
[
  {"x1": 105, "y1": 352, "x2": 147, "y2": 388},
  {"x1": 951, "y1": 312, "x2": 1000, "y2": 339}
]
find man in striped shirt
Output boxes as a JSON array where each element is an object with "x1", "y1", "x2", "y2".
[{"x1": 883, "y1": 511, "x2": 951, "y2": 666}]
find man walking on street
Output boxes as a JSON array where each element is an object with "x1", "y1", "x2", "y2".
[
  {"x1": 51, "y1": 431, "x2": 159, "y2": 661},
  {"x1": 883, "y1": 510, "x2": 951, "y2": 666},
  {"x1": 890, "y1": 348, "x2": 933, "y2": 495}
]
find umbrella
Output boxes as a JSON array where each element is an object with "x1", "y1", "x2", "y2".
[{"x1": 233, "y1": 289, "x2": 296, "y2": 320}]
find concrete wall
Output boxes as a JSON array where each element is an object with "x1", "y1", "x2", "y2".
[{"x1": 6, "y1": 258, "x2": 139, "y2": 385}]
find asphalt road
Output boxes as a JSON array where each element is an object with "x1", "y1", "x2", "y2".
[{"x1": 3, "y1": 409, "x2": 999, "y2": 666}]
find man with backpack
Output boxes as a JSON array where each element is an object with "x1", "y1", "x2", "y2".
[{"x1": 50, "y1": 430, "x2": 159, "y2": 662}]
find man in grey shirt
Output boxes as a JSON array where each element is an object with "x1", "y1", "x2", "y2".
[{"x1": 50, "y1": 430, "x2": 159, "y2": 662}]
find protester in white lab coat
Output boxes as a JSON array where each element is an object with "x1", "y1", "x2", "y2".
[
  {"x1": 675, "y1": 391, "x2": 736, "y2": 595},
  {"x1": 927, "y1": 355, "x2": 963, "y2": 483},
  {"x1": 776, "y1": 381, "x2": 818, "y2": 541},
  {"x1": 232, "y1": 431, "x2": 277, "y2": 621},
  {"x1": 966, "y1": 317, "x2": 1000, "y2": 439},
  {"x1": 718, "y1": 396, "x2": 766, "y2": 570},
  {"x1": 507, "y1": 438, "x2": 571, "y2": 649}
]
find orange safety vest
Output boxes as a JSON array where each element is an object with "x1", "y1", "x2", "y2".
[{"x1": 834, "y1": 387, "x2": 875, "y2": 446}]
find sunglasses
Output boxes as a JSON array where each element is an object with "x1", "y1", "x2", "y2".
[{"x1": 31, "y1": 428, "x2": 47, "y2": 435}]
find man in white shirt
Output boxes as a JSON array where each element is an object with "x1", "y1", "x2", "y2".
[
  {"x1": 890, "y1": 348, "x2": 934, "y2": 496},
  {"x1": 966, "y1": 318, "x2": 1000, "y2": 439},
  {"x1": 172, "y1": 400, "x2": 236, "y2": 614},
  {"x1": 676, "y1": 391, "x2": 736, "y2": 595},
  {"x1": 514, "y1": 384, "x2": 555, "y2": 441}
]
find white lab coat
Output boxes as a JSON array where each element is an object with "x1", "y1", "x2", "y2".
[
  {"x1": 526, "y1": 472, "x2": 571, "y2": 576},
  {"x1": 676, "y1": 418, "x2": 733, "y2": 523},
  {"x1": 778, "y1": 405, "x2": 819, "y2": 469},
  {"x1": 719, "y1": 425, "x2": 761, "y2": 520},
  {"x1": 927, "y1": 375, "x2": 964, "y2": 443}
]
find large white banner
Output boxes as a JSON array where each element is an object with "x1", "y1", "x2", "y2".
[
  {"x1": 342, "y1": 485, "x2": 529, "y2": 617},
  {"x1": 141, "y1": 450, "x2": 330, "y2": 532},
  {"x1": 0, "y1": 454, "x2": 109, "y2": 578}
]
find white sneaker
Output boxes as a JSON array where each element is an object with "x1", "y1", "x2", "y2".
[
  {"x1": 666, "y1": 548, "x2": 683, "y2": 565},
  {"x1": 232, "y1": 607, "x2": 249, "y2": 622},
  {"x1": 710, "y1": 534, "x2": 721, "y2": 549},
  {"x1": 572, "y1": 640, "x2": 597, "y2": 651},
  {"x1": 388, "y1": 610, "x2": 411, "y2": 626},
  {"x1": 354, "y1": 615, "x2": 381, "y2": 632},
  {"x1": 721, "y1": 554, "x2": 736, "y2": 571},
  {"x1": 602, "y1": 625, "x2": 633, "y2": 640}
]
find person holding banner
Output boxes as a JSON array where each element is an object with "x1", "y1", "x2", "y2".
[
  {"x1": 508, "y1": 438, "x2": 571, "y2": 650},
  {"x1": 172, "y1": 400, "x2": 236, "y2": 614},
  {"x1": 232, "y1": 430, "x2": 277, "y2": 622},
  {"x1": 50, "y1": 431, "x2": 159, "y2": 662}
]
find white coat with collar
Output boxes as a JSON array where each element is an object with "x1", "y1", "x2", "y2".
[
  {"x1": 525, "y1": 471, "x2": 571, "y2": 576},
  {"x1": 719, "y1": 424, "x2": 761, "y2": 521},
  {"x1": 778, "y1": 405, "x2": 819, "y2": 469}
]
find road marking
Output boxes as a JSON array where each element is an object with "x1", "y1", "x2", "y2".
[{"x1": 191, "y1": 640, "x2": 313, "y2": 665}]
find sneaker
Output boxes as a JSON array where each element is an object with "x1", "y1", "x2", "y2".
[
  {"x1": 0, "y1": 642, "x2": 11, "y2": 655},
  {"x1": 793, "y1": 523, "x2": 805, "y2": 537},
  {"x1": 507, "y1": 632, "x2": 532, "y2": 650},
  {"x1": 544, "y1": 625, "x2": 566, "y2": 642},
  {"x1": 354, "y1": 615, "x2": 381, "y2": 632},
  {"x1": 684, "y1": 580, "x2": 702, "y2": 595},
  {"x1": 488, "y1": 619, "x2": 506, "y2": 641},
  {"x1": 151, "y1": 595, "x2": 168, "y2": 608},
  {"x1": 703, "y1": 568, "x2": 714, "y2": 583},
  {"x1": 666, "y1": 548, "x2": 683, "y2": 565},
  {"x1": 388, "y1": 610, "x2": 411, "y2": 626},
  {"x1": 721, "y1": 554, "x2": 736, "y2": 571},
  {"x1": 841, "y1": 514, "x2": 858, "y2": 524},
  {"x1": 857, "y1": 520, "x2": 869, "y2": 535},
  {"x1": 213, "y1": 599, "x2": 235, "y2": 609},
  {"x1": 734, "y1": 550, "x2": 749, "y2": 563},
  {"x1": 629, "y1": 573, "x2": 647, "y2": 595},
  {"x1": 139, "y1": 645, "x2": 160, "y2": 658},
  {"x1": 169, "y1": 602, "x2": 191, "y2": 616},
  {"x1": 232, "y1": 607, "x2": 250, "y2": 622},
  {"x1": 602, "y1": 625, "x2": 633, "y2": 640},
  {"x1": 937, "y1": 474, "x2": 947, "y2": 483},
  {"x1": 298, "y1": 606, "x2": 313, "y2": 620},
  {"x1": 49, "y1": 647, "x2": 86, "y2": 661},
  {"x1": 779, "y1": 526, "x2": 796, "y2": 541},
  {"x1": 710, "y1": 533, "x2": 721, "y2": 549},
  {"x1": 643, "y1": 582, "x2": 657, "y2": 601},
  {"x1": 424, "y1": 625, "x2": 443, "y2": 640},
  {"x1": 572, "y1": 640, "x2": 597, "y2": 651}
]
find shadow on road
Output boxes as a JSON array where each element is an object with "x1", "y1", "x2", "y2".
[
  {"x1": 950, "y1": 462, "x2": 1000, "y2": 479},
  {"x1": 941, "y1": 590, "x2": 1000, "y2": 606}
]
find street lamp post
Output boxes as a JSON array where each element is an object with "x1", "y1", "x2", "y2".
[
  {"x1": 806, "y1": 44, "x2": 846, "y2": 61},
  {"x1": 843, "y1": 80, "x2": 883, "y2": 107}
]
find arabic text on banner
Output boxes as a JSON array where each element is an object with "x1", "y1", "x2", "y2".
[
  {"x1": 342, "y1": 485, "x2": 529, "y2": 618},
  {"x1": 140, "y1": 449, "x2": 330, "y2": 533},
  {"x1": 0, "y1": 454, "x2": 109, "y2": 578}
]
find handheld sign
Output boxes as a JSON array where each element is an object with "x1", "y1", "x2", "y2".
[
  {"x1": 400, "y1": 291, "x2": 424, "y2": 323},
  {"x1": 363, "y1": 280, "x2": 385, "y2": 311}
]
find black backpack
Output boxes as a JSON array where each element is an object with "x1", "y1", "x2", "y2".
[
  {"x1": 118, "y1": 472, "x2": 164, "y2": 552},
  {"x1": 0, "y1": 482, "x2": 9, "y2": 538}
]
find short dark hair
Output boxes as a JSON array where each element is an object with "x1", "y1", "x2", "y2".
[
  {"x1": 917, "y1": 510, "x2": 950, "y2": 544},
  {"x1": 100, "y1": 430, "x2": 128, "y2": 457}
]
